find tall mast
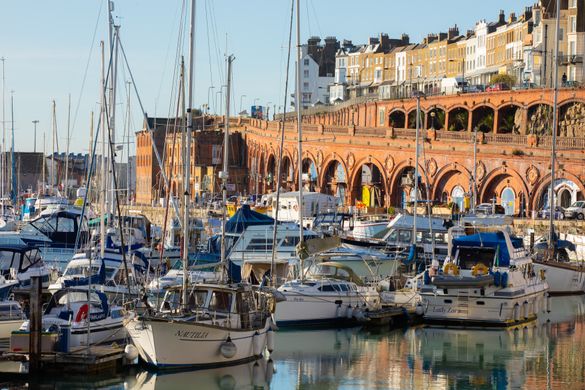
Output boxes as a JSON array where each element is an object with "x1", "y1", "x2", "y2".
[
  {"x1": 548, "y1": 0, "x2": 561, "y2": 257},
  {"x1": 1, "y1": 57, "x2": 5, "y2": 203},
  {"x1": 295, "y1": 0, "x2": 305, "y2": 282},
  {"x1": 89, "y1": 111, "x2": 94, "y2": 201},
  {"x1": 125, "y1": 81, "x2": 131, "y2": 203},
  {"x1": 220, "y1": 55, "x2": 234, "y2": 283},
  {"x1": 65, "y1": 93, "x2": 71, "y2": 199},
  {"x1": 100, "y1": 41, "x2": 107, "y2": 259},
  {"x1": 412, "y1": 93, "x2": 420, "y2": 258},
  {"x1": 41, "y1": 132, "x2": 45, "y2": 195},
  {"x1": 182, "y1": 0, "x2": 196, "y2": 306},
  {"x1": 51, "y1": 100, "x2": 57, "y2": 193},
  {"x1": 10, "y1": 91, "x2": 15, "y2": 206}
]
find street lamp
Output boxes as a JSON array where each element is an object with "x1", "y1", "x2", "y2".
[
  {"x1": 207, "y1": 86, "x2": 215, "y2": 114},
  {"x1": 266, "y1": 102, "x2": 272, "y2": 120},
  {"x1": 32, "y1": 120, "x2": 39, "y2": 153},
  {"x1": 239, "y1": 94, "x2": 247, "y2": 114}
]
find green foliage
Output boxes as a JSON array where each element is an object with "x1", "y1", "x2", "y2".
[
  {"x1": 476, "y1": 112, "x2": 494, "y2": 133},
  {"x1": 490, "y1": 73, "x2": 516, "y2": 87},
  {"x1": 511, "y1": 149, "x2": 525, "y2": 156},
  {"x1": 408, "y1": 110, "x2": 424, "y2": 129},
  {"x1": 450, "y1": 110, "x2": 468, "y2": 131},
  {"x1": 499, "y1": 112, "x2": 517, "y2": 134},
  {"x1": 387, "y1": 206, "x2": 396, "y2": 215}
]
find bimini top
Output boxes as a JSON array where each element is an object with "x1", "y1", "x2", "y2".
[
  {"x1": 452, "y1": 232, "x2": 524, "y2": 267},
  {"x1": 225, "y1": 204, "x2": 274, "y2": 233}
]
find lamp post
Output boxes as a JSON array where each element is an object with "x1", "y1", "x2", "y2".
[
  {"x1": 239, "y1": 94, "x2": 247, "y2": 114},
  {"x1": 266, "y1": 101, "x2": 272, "y2": 121},
  {"x1": 32, "y1": 120, "x2": 39, "y2": 153},
  {"x1": 207, "y1": 86, "x2": 215, "y2": 114}
]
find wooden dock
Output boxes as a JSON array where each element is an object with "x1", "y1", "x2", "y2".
[
  {"x1": 0, "y1": 345, "x2": 126, "y2": 375},
  {"x1": 364, "y1": 306, "x2": 423, "y2": 328}
]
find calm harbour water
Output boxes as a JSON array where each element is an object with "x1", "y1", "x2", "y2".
[{"x1": 2, "y1": 295, "x2": 585, "y2": 390}]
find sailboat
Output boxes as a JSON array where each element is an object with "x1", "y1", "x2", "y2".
[
  {"x1": 125, "y1": 4, "x2": 275, "y2": 368},
  {"x1": 531, "y1": 0, "x2": 585, "y2": 295}
]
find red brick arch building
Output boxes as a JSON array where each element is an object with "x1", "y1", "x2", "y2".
[{"x1": 240, "y1": 88, "x2": 585, "y2": 215}]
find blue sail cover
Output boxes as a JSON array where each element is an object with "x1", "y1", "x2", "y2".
[
  {"x1": 224, "y1": 204, "x2": 274, "y2": 233},
  {"x1": 451, "y1": 232, "x2": 523, "y2": 267}
]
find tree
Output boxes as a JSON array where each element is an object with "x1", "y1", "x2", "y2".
[{"x1": 490, "y1": 73, "x2": 516, "y2": 87}]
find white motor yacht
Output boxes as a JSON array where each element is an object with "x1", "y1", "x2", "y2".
[{"x1": 420, "y1": 228, "x2": 549, "y2": 327}]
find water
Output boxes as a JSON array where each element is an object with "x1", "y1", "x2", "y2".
[{"x1": 2, "y1": 295, "x2": 585, "y2": 389}]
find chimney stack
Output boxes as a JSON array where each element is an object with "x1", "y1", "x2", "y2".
[
  {"x1": 448, "y1": 24, "x2": 460, "y2": 40},
  {"x1": 499, "y1": 9, "x2": 505, "y2": 24}
]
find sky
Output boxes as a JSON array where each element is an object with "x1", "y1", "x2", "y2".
[{"x1": 0, "y1": 0, "x2": 530, "y2": 156}]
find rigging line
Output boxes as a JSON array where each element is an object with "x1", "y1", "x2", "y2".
[
  {"x1": 117, "y1": 36, "x2": 183, "y2": 229},
  {"x1": 309, "y1": 0, "x2": 322, "y2": 39},
  {"x1": 70, "y1": 0, "x2": 104, "y2": 141},
  {"x1": 208, "y1": 0, "x2": 225, "y2": 85},
  {"x1": 204, "y1": 0, "x2": 215, "y2": 91},
  {"x1": 304, "y1": 0, "x2": 311, "y2": 39},
  {"x1": 270, "y1": 0, "x2": 295, "y2": 286},
  {"x1": 155, "y1": 0, "x2": 187, "y2": 114}
]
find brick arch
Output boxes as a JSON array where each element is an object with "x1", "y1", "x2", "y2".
[
  {"x1": 388, "y1": 160, "x2": 429, "y2": 207},
  {"x1": 531, "y1": 172, "x2": 585, "y2": 211},
  {"x1": 468, "y1": 101, "x2": 497, "y2": 111},
  {"x1": 558, "y1": 97, "x2": 585, "y2": 107},
  {"x1": 348, "y1": 156, "x2": 389, "y2": 207},
  {"x1": 430, "y1": 164, "x2": 472, "y2": 202},
  {"x1": 319, "y1": 156, "x2": 349, "y2": 202},
  {"x1": 471, "y1": 105, "x2": 495, "y2": 133},
  {"x1": 389, "y1": 109, "x2": 407, "y2": 128},
  {"x1": 478, "y1": 166, "x2": 530, "y2": 215}
]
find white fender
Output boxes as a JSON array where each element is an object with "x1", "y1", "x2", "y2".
[
  {"x1": 546, "y1": 293, "x2": 551, "y2": 313},
  {"x1": 415, "y1": 303, "x2": 424, "y2": 316},
  {"x1": 220, "y1": 337, "x2": 237, "y2": 359},
  {"x1": 346, "y1": 305, "x2": 353, "y2": 319},
  {"x1": 513, "y1": 303, "x2": 520, "y2": 322},
  {"x1": 253, "y1": 331, "x2": 263, "y2": 356},
  {"x1": 124, "y1": 344, "x2": 139, "y2": 362},
  {"x1": 252, "y1": 361, "x2": 264, "y2": 388},
  {"x1": 266, "y1": 328, "x2": 275, "y2": 353},
  {"x1": 523, "y1": 301, "x2": 529, "y2": 319},
  {"x1": 336, "y1": 304, "x2": 343, "y2": 318}
]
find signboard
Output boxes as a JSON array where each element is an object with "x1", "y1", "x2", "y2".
[
  {"x1": 251, "y1": 105, "x2": 263, "y2": 119},
  {"x1": 212, "y1": 145, "x2": 222, "y2": 165},
  {"x1": 226, "y1": 183, "x2": 236, "y2": 192}
]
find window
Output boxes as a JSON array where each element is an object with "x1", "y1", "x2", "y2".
[
  {"x1": 303, "y1": 58, "x2": 309, "y2": 66},
  {"x1": 570, "y1": 0, "x2": 577, "y2": 7},
  {"x1": 303, "y1": 82, "x2": 309, "y2": 89},
  {"x1": 318, "y1": 284, "x2": 336, "y2": 292},
  {"x1": 209, "y1": 291, "x2": 232, "y2": 312},
  {"x1": 57, "y1": 217, "x2": 75, "y2": 233},
  {"x1": 570, "y1": 16, "x2": 577, "y2": 33},
  {"x1": 303, "y1": 69, "x2": 309, "y2": 78}
]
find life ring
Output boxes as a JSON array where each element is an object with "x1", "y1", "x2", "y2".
[
  {"x1": 471, "y1": 263, "x2": 489, "y2": 277},
  {"x1": 443, "y1": 262, "x2": 460, "y2": 276},
  {"x1": 539, "y1": 269, "x2": 546, "y2": 281},
  {"x1": 293, "y1": 204, "x2": 299, "y2": 211},
  {"x1": 75, "y1": 303, "x2": 89, "y2": 323}
]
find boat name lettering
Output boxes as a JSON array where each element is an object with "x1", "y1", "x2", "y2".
[{"x1": 175, "y1": 330, "x2": 209, "y2": 339}]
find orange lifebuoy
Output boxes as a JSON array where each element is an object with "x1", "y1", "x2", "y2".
[{"x1": 75, "y1": 303, "x2": 89, "y2": 323}]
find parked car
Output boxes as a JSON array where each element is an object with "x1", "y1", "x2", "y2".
[
  {"x1": 564, "y1": 200, "x2": 585, "y2": 220},
  {"x1": 486, "y1": 83, "x2": 510, "y2": 92},
  {"x1": 475, "y1": 203, "x2": 506, "y2": 215},
  {"x1": 466, "y1": 84, "x2": 486, "y2": 93},
  {"x1": 538, "y1": 206, "x2": 565, "y2": 220}
]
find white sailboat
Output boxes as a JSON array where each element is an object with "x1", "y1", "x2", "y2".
[
  {"x1": 531, "y1": 0, "x2": 585, "y2": 295},
  {"x1": 125, "y1": 5, "x2": 275, "y2": 368}
]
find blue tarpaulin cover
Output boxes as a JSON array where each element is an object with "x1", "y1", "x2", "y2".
[
  {"x1": 451, "y1": 232, "x2": 523, "y2": 267},
  {"x1": 225, "y1": 204, "x2": 274, "y2": 233}
]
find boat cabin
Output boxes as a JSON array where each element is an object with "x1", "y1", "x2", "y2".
[
  {"x1": 0, "y1": 245, "x2": 44, "y2": 280},
  {"x1": 20, "y1": 209, "x2": 88, "y2": 248},
  {"x1": 44, "y1": 289, "x2": 116, "y2": 323}
]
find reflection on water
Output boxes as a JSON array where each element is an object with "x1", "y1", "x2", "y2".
[{"x1": 3, "y1": 296, "x2": 585, "y2": 389}]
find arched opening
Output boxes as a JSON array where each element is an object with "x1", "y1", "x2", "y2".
[
  {"x1": 432, "y1": 169, "x2": 471, "y2": 207},
  {"x1": 351, "y1": 163, "x2": 386, "y2": 208},
  {"x1": 471, "y1": 106, "x2": 494, "y2": 133},
  {"x1": 451, "y1": 185, "x2": 465, "y2": 212},
  {"x1": 389, "y1": 110, "x2": 406, "y2": 128},
  {"x1": 558, "y1": 101, "x2": 585, "y2": 137},
  {"x1": 391, "y1": 166, "x2": 426, "y2": 209},
  {"x1": 302, "y1": 158, "x2": 318, "y2": 192},
  {"x1": 501, "y1": 187, "x2": 515, "y2": 216},
  {"x1": 538, "y1": 178, "x2": 584, "y2": 209},
  {"x1": 447, "y1": 107, "x2": 468, "y2": 131},
  {"x1": 281, "y1": 155, "x2": 293, "y2": 191},
  {"x1": 497, "y1": 104, "x2": 521, "y2": 134},
  {"x1": 527, "y1": 104, "x2": 553, "y2": 135},
  {"x1": 322, "y1": 160, "x2": 347, "y2": 206},
  {"x1": 407, "y1": 109, "x2": 425, "y2": 129},
  {"x1": 265, "y1": 155, "x2": 276, "y2": 192},
  {"x1": 426, "y1": 107, "x2": 445, "y2": 130}
]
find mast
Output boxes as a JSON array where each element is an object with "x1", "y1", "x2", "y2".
[
  {"x1": 125, "y1": 81, "x2": 131, "y2": 203},
  {"x1": 182, "y1": 0, "x2": 196, "y2": 307},
  {"x1": 412, "y1": 92, "x2": 421, "y2": 266},
  {"x1": 41, "y1": 132, "x2": 45, "y2": 195},
  {"x1": 65, "y1": 93, "x2": 71, "y2": 199},
  {"x1": 1, "y1": 57, "x2": 5, "y2": 205},
  {"x1": 89, "y1": 111, "x2": 94, "y2": 201},
  {"x1": 51, "y1": 100, "x2": 57, "y2": 194},
  {"x1": 220, "y1": 55, "x2": 234, "y2": 284},
  {"x1": 548, "y1": 0, "x2": 561, "y2": 258},
  {"x1": 10, "y1": 92, "x2": 15, "y2": 206},
  {"x1": 295, "y1": 0, "x2": 305, "y2": 282},
  {"x1": 100, "y1": 41, "x2": 106, "y2": 259}
]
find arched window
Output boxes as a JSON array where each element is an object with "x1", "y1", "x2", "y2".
[
  {"x1": 451, "y1": 186, "x2": 465, "y2": 212},
  {"x1": 501, "y1": 187, "x2": 515, "y2": 216}
]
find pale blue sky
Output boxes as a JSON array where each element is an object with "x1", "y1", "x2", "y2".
[{"x1": 0, "y1": 0, "x2": 529, "y2": 155}]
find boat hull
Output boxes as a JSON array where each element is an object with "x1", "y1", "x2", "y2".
[
  {"x1": 533, "y1": 261, "x2": 585, "y2": 295},
  {"x1": 420, "y1": 285, "x2": 548, "y2": 327},
  {"x1": 126, "y1": 317, "x2": 270, "y2": 369}
]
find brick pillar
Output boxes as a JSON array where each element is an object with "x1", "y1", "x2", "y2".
[
  {"x1": 521, "y1": 108, "x2": 529, "y2": 135},
  {"x1": 444, "y1": 111, "x2": 450, "y2": 131},
  {"x1": 493, "y1": 109, "x2": 499, "y2": 134},
  {"x1": 467, "y1": 109, "x2": 473, "y2": 132},
  {"x1": 423, "y1": 110, "x2": 428, "y2": 130}
]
